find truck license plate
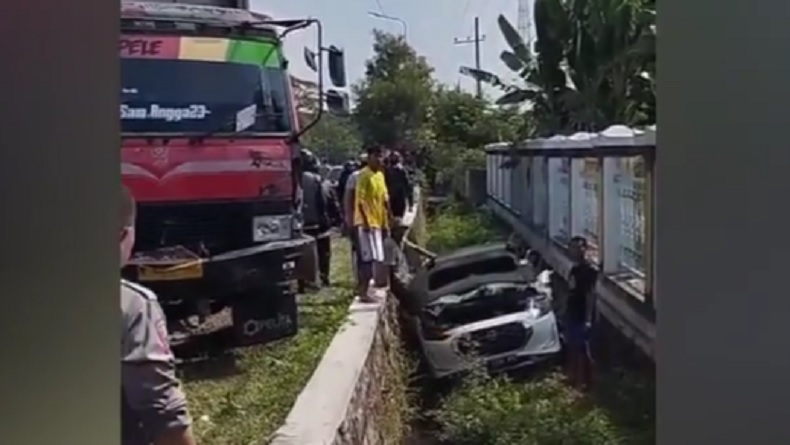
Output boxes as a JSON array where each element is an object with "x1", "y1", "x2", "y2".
[{"x1": 138, "y1": 261, "x2": 203, "y2": 282}]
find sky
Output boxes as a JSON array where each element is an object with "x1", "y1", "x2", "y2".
[{"x1": 252, "y1": 0, "x2": 531, "y2": 100}]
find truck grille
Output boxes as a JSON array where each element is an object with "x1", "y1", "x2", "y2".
[
  {"x1": 457, "y1": 323, "x2": 531, "y2": 357},
  {"x1": 134, "y1": 200, "x2": 292, "y2": 254}
]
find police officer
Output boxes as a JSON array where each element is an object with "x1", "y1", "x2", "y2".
[
  {"x1": 336, "y1": 160, "x2": 357, "y2": 213},
  {"x1": 301, "y1": 149, "x2": 334, "y2": 287},
  {"x1": 121, "y1": 186, "x2": 197, "y2": 445}
]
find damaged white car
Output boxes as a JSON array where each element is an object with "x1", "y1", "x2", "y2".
[{"x1": 411, "y1": 244, "x2": 562, "y2": 378}]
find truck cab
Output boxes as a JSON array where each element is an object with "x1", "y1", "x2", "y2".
[{"x1": 119, "y1": 1, "x2": 348, "y2": 348}]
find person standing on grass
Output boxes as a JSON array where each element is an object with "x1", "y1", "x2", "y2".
[
  {"x1": 300, "y1": 149, "x2": 333, "y2": 287},
  {"x1": 336, "y1": 159, "x2": 359, "y2": 215},
  {"x1": 343, "y1": 152, "x2": 368, "y2": 277},
  {"x1": 564, "y1": 235, "x2": 599, "y2": 391},
  {"x1": 353, "y1": 146, "x2": 392, "y2": 302},
  {"x1": 384, "y1": 151, "x2": 414, "y2": 223},
  {"x1": 341, "y1": 152, "x2": 368, "y2": 223},
  {"x1": 121, "y1": 186, "x2": 197, "y2": 445}
]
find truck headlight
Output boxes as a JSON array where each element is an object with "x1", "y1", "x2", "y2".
[
  {"x1": 292, "y1": 215, "x2": 303, "y2": 232},
  {"x1": 252, "y1": 215, "x2": 292, "y2": 242}
]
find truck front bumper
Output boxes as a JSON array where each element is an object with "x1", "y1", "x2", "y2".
[{"x1": 123, "y1": 235, "x2": 312, "y2": 303}]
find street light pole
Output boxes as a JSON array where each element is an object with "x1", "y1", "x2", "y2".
[{"x1": 368, "y1": 11, "x2": 408, "y2": 42}]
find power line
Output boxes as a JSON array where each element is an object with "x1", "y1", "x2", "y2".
[
  {"x1": 452, "y1": 1, "x2": 500, "y2": 89},
  {"x1": 454, "y1": 16, "x2": 486, "y2": 99}
]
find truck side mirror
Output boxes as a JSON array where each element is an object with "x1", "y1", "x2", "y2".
[
  {"x1": 324, "y1": 89, "x2": 349, "y2": 115},
  {"x1": 326, "y1": 46, "x2": 347, "y2": 88},
  {"x1": 303, "y1": 47, "x2": 318, "y2": 73}
]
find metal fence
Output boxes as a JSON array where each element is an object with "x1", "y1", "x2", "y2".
[{"x1": 485, "y1": 125, "x2": 655, "y2": 309}]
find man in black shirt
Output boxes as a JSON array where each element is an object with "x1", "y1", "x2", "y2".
[
  {"x1": 564, "y1": 236, "x2": 598, "y2": 391},
  {"x1": 335, "y1": 160, "x2": 357, "y2": 214},
  {"x1": 384, "y1": 151, "x2": 414, "y2": 220},
  {"x1": 301, "y1": 150, "x2": 332, "y2": 287}
]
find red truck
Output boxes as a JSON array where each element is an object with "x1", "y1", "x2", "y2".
[{"x1": 120, "y1": 0, "x2": 348, "y2": 348}]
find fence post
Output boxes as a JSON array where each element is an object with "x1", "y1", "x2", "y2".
[
  {"x1": 547, "y1": 158, "x2": 561, "y2": 240},
  {"x1": 512, "y1": 156, "x2": 523, "y2": 216},
  {"x1": 485, "y1": 153, "x2": 491, "y2": 198},
  {"x1": 569, "y1": 158, "x2": 585, "y2": 239},
  {"x1": 599, "y1": 157, "x2": 623, "y2": 274},
  {"x1": 543, "y1": 157, "x2": 551, "y2": 235},
  {"x1": 644, "y1": 152, "x2": 656, "y2": 309}
]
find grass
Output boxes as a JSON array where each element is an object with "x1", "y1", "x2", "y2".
[
  {"x1": 432, "y1": 369, "x2": 655, "y2": 445},
  {"x1": 588, "y1": 366, "x2": 655, "y2": 445},
  {"x1": 425, "y1": 200, "x2": 502, "y2": 254},
  {"x1": 433, "y1": 372, "x2": 620, "y2": 445},
  {"x1": 181, "y1": 238, "x2": 354, "y2": 445},
  {"x1": 377, "y1": 301, "x2": 420, "y2": 444}
]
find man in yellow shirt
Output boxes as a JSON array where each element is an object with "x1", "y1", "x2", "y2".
[{"x1": 353, "y1": 146, "x2": 392, "y2": 301}]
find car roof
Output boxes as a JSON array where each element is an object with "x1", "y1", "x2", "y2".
[{"x1": 425, "y1": 268, "x2": 537, "y2": 303}]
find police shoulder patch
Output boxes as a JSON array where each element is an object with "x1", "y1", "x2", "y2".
[{"x1": 121, "y1": 279, "x2": 159, "y2": 302}]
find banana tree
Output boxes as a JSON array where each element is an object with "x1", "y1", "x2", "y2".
[
  {"x1": 561, "y1": 0, "x2": 656, "y2": 129},
  {"x1": 461, "y1": 0, "x2": 655, "y2": 135}
]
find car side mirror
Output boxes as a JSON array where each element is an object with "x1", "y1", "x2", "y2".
[{"x1": 327, "y1": 46, "x2": 347, "y2": 88}]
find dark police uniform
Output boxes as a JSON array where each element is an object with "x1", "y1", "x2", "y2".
[
  {"x1": 302, "y1": 170, "x2": 333, "y2": 285},
  {"x1": 121, "y1": 280, "x2": 192, "y2": 445}
]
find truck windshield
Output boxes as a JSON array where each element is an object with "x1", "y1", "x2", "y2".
[{"x1": 121, "y1": 58, "x2": 292, "y2": 134}]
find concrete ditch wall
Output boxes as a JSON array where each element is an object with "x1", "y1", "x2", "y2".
[
  {"x1": 268, "y1": 294, "x2": 401, "y2": 445},
  {"x1": 268, "y1": 189, "x2": 421, "y2": 445}
]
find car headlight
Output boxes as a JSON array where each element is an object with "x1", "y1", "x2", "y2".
[
  {"x1": 525, "y1": 295, "x2": 552, "y2": 319},
  {"x1": 252, "y1": 215, "x2": 292, "y2": 242}
]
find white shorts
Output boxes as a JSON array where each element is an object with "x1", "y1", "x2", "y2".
[{"x1": 356, "y1": 227, "x2": 386, "y2": 263}]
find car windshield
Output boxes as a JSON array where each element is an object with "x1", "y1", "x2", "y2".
[
  {"x1": 428, "y1": 255, "x2": 518, "y2": 290},
  {"x1": 425, "y1": 284, "x2": 543, "y2": 327},
  {"x1": 120, "y1": 36, "x2": 292, "y2": 135}
]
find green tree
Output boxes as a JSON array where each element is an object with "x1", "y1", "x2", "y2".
[
  {"x1": 429, "y1": 86, "x2": 529, "y2": 191},
  {"x1": 301, "y1": 114, "x2": 362, "y2": 164},
  {"x1": 432, "y1": 86, "x2": 524, "y2": 149},
  {"x1": 353, "y1": 31, "x2": 436, "y2": 150},
  {"x1": 463, "y1": 0, "x2": 656, "y2": 135}
]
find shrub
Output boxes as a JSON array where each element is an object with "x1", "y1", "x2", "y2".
[
  {"x1": 426, "y1": 202, "x2": 500, "y2": 253},
  {"x1": 433, "y1": 373, "x2": 624, "y2": 445}
]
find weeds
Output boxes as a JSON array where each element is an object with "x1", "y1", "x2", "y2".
[
  {"x1": 433, "y1": 373, "x2": 624, "y2": 445},
  {"x1": 378, "y1": 298, "x2": 420, "y2": 444},
  {"x1": 425, "y1": 201, "x2": 501, "y2": 253},
  {"x1": 182, "y1": 239, "x2": 354, "y2": 445}
]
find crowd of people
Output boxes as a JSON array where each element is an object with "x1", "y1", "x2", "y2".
[
  {"x1": 299, "y1": 146, "x2": 414, "y2": 301},
  {"x1": 119, "y1": 147, "x2": 598, "y2": 444},
  {"x1": 118, "y1": 146, "x2": 415, "y2": 445}
]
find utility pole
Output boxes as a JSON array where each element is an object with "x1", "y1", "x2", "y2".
[{"x1": 454, "y1": 17, "x2": 486, "y2": 99}]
